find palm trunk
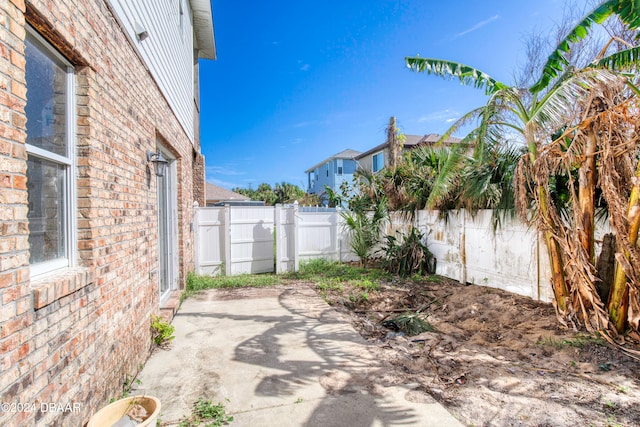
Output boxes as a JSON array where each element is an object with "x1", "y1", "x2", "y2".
[
  {"x1": 578, "y1": 130, "x2": 597, "y2": 263},
  {"x1": 608, "y1": 161, "x2": 640, "y2": 332},
  {"x1": 527, "y1": 133, "x2": 569, "y2": 312},
  {"x1": 540, "y1": 186, "x2": 570, "y2": 312}
]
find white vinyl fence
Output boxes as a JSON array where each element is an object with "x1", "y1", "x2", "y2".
[
  {"x1": 194, "y1": 205, "x2": 356, "y2": 277},
  {"x1": 194, "y1": 206, "x2": 609, "y2": 303}
]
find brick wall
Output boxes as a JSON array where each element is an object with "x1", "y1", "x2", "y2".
[{"x1": 0, "y1": 0, "x2": 200, "y2": 425}]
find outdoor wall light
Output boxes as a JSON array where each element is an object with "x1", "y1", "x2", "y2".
[
  {"x1": 134, "y1": 21, "x2": 149, "y2": 41},
  {"x1": 147, "y1": 150, "x2": 168, "y2": 177}
]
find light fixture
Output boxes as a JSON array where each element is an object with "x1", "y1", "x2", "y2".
[
  {"x1": 147, "y1": 150, "x2": 168, "y2": 177},
  {"x1": 134, "y1": 21, "x2": 149, "y2": 41}
]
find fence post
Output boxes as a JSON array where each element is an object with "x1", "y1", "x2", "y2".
[
  {"x1": 293, "y1": 201, "x2": 299, "y2": 272},
  {"x1": 224, "y1": 204, "x2": 231, "y2": 276},
  {"x1": 275, "y1": 204, "x2": 282, "y2": 273},
  {"x1": 460, "y1": 209, "x2": 467, "y2": 285},
  {"x1": 193, "y1": 207, "x2": 200, "y2": 274}
]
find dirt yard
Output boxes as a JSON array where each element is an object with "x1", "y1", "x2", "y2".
[{"x1": 315, "y1": 276, "x2": 640, "y2": 427}]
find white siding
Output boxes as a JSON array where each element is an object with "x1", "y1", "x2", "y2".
[{"x1": 108, "y1": 0, "x2": 195, "y2": 142}]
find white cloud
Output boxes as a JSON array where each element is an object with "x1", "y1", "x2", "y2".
[
  {"x1": 415, "y1": 109, "x2": 460, "y2": 123},
  {"x1": 300, "y1": 63, "x2": 310, "y2": 71},
  {"x1": 453, "y1": 15, "x2": 500, "y2": 39},
  {"x1": 206, "y1": 165, "x2": 245, "y2": 176}
]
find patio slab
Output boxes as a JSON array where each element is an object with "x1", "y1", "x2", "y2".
[{"x1": 135, "y1": 285, "x2": 463, "y2": 427}]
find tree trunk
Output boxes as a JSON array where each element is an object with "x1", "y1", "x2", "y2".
[
  {"x1": 578, "y1": 130, "x2": 597, "y2": 263},
  {"x1": 608, "y1": 161, "x2": 640, "y2": 333},
  {"x1": 526, "y1": 130, "x2": 570, "y2": 312},
  {"x1": 539, "y1": 185, "x2": 570, "y2": 312},
  {"x1": 387, "y1": 116, "x2": 399, "y2": 170},
  {"x1": 596, "y1": 233, "x2": 616, "y2": 303}
]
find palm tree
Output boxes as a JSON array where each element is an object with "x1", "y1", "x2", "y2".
[
  {"x1": 405, "y1": 0, "x2": 640, "y2": 334},
  {"x1": 531, "y1": 0, "x2": 640, "y2": 333}
]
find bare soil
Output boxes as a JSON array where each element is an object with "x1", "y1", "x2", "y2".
[{"x1": 315, "y1": 276, "x2": 640, "y2": 427}]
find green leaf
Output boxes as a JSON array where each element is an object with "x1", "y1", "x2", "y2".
[
  {"x1": 592, "y1": 46, "x2": 640, "y2": 70},
  {"x1": 530, "y1": 0, "x2": 624, "y2": 93},
  {"x1": 405, "y1": 57, "x2": 504, "y2": 95}
]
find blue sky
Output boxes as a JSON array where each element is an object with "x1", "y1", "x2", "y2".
[{"x1": 200, "y1": 0, "x2": 571, "y2": 191}]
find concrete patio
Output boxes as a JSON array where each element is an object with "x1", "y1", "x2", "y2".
[{"x1": 135, "y1": 285, "x2": 463, "y2": 426}]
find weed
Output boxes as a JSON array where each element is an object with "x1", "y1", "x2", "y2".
[
  {"x1": 350, "y1": 279, "x2": 379, "y2": 292},
  {"x1": 617, "y1": 385, "x2": 629, "y2": 394},
  {"x1": 150, "y1": 315, "x2": 175, "y2": 348},
  {"x1": 184, "y1": 271, "x2": 281, "y2": 299},
  {"x1": 109, "y1": 376, "x2": 142, "y2": 402},
  {"x1": 179, "y1": 398, "x2": 234, "y2": 426},
  {"x1": 290, "y1": 259, "x2": 390, "y2": 283},
  {"x1": 537, "y1": 334, "x2": 604, "y2": 349},
  {"x1": 294, "y1": 397, "x2": 303, "y2": 404}
]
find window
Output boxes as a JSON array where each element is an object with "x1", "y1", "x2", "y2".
[
  {"x1": 25, "y1": 29, "x2": 76, "y2": 276},
  {"x1": 337, "y1": 159, "x2": 343, "y2": 175},
  {"x1": 325, "y1": 163, "x2": 329, "y2": 177},
  {"x1": 372, "y1": 152, "x2": 384, "y2": 172}
]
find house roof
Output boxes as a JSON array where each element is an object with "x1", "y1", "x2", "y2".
[
  {"x1": 304, "y1": 149, "x2": 362, "y2": 173},
  {"x1": 189, "y1": 0, "x2": 216, "y2": 59},
  {"x1": 206, "y1": 183, "x2": 250, "y2": 202},
  {"x1": 354, "y1": 133, "x2": 462, "y2": 159}
]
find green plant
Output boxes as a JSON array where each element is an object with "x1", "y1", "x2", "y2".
[
  {"x1": 383, "y1": 312, "x2": 435, "y2": 336},
  {"x1": 380, "y1": 227, "x2": 434, "y2": 277},
  {"x1": 150, "y1": 315, "x2": 175, "y2": 348},
  {"x1": 341, "y1": 198, "x2": 388, "y2": 268},
  {"x1": 109, "y1": 376, "x2": 142, "y2": 402},
  {"x1": 179, "y1": 398, "x2": 234, "y2": 426},
  {"x1": 184, "y1": 271, "x2": 282, "y2": 300},
  {"x1": 537, "y1": 333, "x2": 605, "y2": 349}
]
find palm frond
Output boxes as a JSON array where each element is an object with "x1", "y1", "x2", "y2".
[
  {"x1": 530, "y1": 68, "x2": 622, "y2": 133},
  {"x1": 592, "y1": 45, "x2": 640, "y2": 71},
  {"x1": 425, "y1": 145, "x2": 467, "y2": 209},
  {"x1": 531, "y1": 0, "x2": 640, "y2": 93},
  {"x1": 405, "y1": 57, "x2": 506, "y2": 95},
  {"x1": 530, "y1": 0, "x2": 620, "y2": 93}
]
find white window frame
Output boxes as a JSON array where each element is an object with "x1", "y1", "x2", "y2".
[
  {"x1": 372, "y1": 152, "x2": 384, "y2": 173},
  {"x1": 25, "y1": 28, "x2": 77, "y2": 277},
  {"x1": 336, "y1": 159, "x2": 343, "y2": 175}
]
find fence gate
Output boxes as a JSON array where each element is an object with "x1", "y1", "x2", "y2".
[
  {"x1": 226, "y1": 206, "x2": 275, "y2": 275},
  {"x1": 194, "y1": 205, "x2": 346, "y2": 276}
]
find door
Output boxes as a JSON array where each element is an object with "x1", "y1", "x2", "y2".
[{"x1": 157, "y1": 149, "x2": 178, "y2": 305}]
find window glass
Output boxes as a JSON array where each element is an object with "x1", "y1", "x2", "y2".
[
  {"x1": 373, "y1": 152, "x2": 384, "y2": 172},
  {"x1": 25, "y1": 36, "x2": 68, "y2": 157},
  {"x1": 26, "y1": 157, "x2": 66, "y2": 264}
]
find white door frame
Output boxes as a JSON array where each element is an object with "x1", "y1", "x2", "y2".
[{"x1": 157, "y1": 144, "x2": 179, "y2": 306}]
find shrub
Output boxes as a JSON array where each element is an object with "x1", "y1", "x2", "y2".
[{"x1": 380, "y1": 226, "x2": 435, "y2": 277}]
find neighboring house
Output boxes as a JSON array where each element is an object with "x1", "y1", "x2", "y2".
[
  {"x1": 304, "y1": 149, "x2": 361, "y2": 200},
  {"x1": 206, "y1": 182, "x2": 263, "y2": 206},
  {"x1": 356, "y1": 133, "x2": 462, "y2": 173},
  {"x1": 0, "y1": 1, "x2": 215, "y2": 425}
]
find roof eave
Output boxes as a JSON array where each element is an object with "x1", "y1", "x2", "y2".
[{"x1": 190, "y1": 0, "x2": 216, "y2": 60}]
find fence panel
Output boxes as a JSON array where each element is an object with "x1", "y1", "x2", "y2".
[
  {"x1": 227, "y1": 206, "x2": 275, "y2": 275},
  {"x1": 194, "y1": 207, "x2": 225, "y2": 276},
  {"x1": 297, "y1": 210, "x2": 340, "y2": 262},
  {"x1": 463, "y1": 211, "x2": 540, "y2": 299},
  {"x1": 417, "y1": 210, "x2": 464, "y2": 283}
]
